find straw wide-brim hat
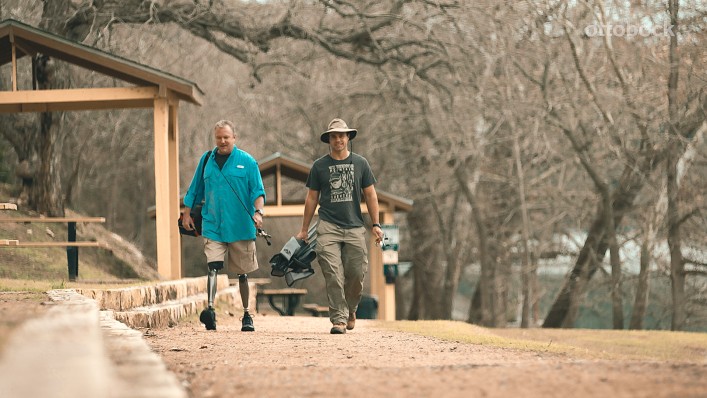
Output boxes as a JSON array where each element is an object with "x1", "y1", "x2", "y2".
[{"x1": 321, "y1": 118, "x2": 357, "y2": 143}]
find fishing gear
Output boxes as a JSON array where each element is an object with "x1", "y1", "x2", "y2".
[{"x1": 269, "y1": 222, "x2": 318, "y2": 286}]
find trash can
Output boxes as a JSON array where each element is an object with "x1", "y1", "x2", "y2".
[{"x1": 356, "y1": 294, "x2": 378, "y2": 319}]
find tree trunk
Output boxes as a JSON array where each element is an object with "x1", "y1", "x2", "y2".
[
  {"x1": 629, "y1": 239, "x2": 651, "y2": 330},
  {"x1": 407, "y1": 204, "x2": 443, "y2": 320},
  {"x1": 665, "y1": 0, "x2": 686, "y2": 332},
  {"x1": 433, "y1": 192, "x2": 467, "y2": 320},
  {"x1": 605, "y1": 194, "x2": 624, "y2": 330},
  {"x1": 456, "y1": 166, "x2": 499, "y2": 327},
  {"x1": 667, "y1": 144, "x2": 686, "y2": 331},
  {"x1": 468, "y1": 280, "x2": 482, "y2": 324},
  {"x1": 542, "y1": 155, "x2": 659, "y2": 328},
  {"x1": 5, "y1": 0, "x2": 73, "y2": 216},
  {"x1": 31, "y1": 108, "x2": 65, "y2": 216},
  {"x1": 513, "y1": 135, "x2": 534, "y2": 328}
]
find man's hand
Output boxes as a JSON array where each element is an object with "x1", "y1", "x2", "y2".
[
  {"x1": 253, "y1": 212, "x2": 264, "y2": 229},
  {"x1": 295, "y1": 229, "x2": 308, "y2": 243},
  {"x1": 182, "y1": 212, "x2": 195, "y2": 231},
  {"x1": 372, "y1": 225, "x2": 384, "y2": 245}
]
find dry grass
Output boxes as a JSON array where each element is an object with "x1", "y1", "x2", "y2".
[
  {"x1": 0, "y1": 277, "x2": 155, "y2": 292},
  {"x1": 0, "y1": 181, "x2": 158, "y2": 282},
  {"x1": 381, "y1": 320, "x2": 707, "y2": 363}
]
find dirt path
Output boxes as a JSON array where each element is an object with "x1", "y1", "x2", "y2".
[
  {"x1": 144, "y1": 312, "x2": 707, "y2": 398},
  {"x1": 0, "y1": 292, "x2": 47, "y2": 350}
]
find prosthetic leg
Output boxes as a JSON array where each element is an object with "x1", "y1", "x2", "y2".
[
  {"x1": 239, "y1": 274, "x2": 254, "y2": 331},
  {"x1": 199, "y1": 261, "x2": 223, "y2": 330}
]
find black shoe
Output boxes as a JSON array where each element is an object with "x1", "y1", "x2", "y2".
[
  {"x1": 200, "y1": 307, "x2": 216, "y2": 330},
  {"x1": 241, "y1": 312, "x2": 255, "y2": 332}
]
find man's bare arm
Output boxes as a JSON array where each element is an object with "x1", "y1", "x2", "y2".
[{"x1": 296, "y1": 189, "x2": 319, "y2": 241}]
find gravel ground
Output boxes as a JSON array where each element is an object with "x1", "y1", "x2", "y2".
[
  {"x1": 1, "y1": 291, "x2": 705, "y2": 398},
  {"x1": 143, "y1": 311, "x2": 707, "y2": 398}
]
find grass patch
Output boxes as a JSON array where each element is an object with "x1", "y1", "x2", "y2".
[
  {"x1": 493, "y1": 327, "x2": 707, "y2": 362},
  {"x1": 380, "y1": 320, "x2": 707, "y2": 362},
  {"x1": 0, "y1": 188, "x2": 158, "y2": 282},
  {"x1": 0, "y1": 277, "x2": 156, "y2": 292}
]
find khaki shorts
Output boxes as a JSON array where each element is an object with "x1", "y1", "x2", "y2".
[{"x1": 204, "y1": 239, "x2": 259, "y2": 275}]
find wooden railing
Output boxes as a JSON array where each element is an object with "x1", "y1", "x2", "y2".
[{"x1": 0, "y1": 213, "x2": 107, "y2": 281}]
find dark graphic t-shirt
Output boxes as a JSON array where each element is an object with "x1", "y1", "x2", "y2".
[{"x1": 306, "y1": 153, "x2": 377, "y2": 228}]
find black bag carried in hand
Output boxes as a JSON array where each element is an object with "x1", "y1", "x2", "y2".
[
  {"x1": 178, "y1": 151, "x2": 211, "y2": 237},
  {"x1": 178, "y1": 206, "x2": 204, "y2": 237}
]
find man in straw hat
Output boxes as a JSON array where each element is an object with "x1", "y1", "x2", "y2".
[{"x1": 296, "y1": 118, "x2": 384, "y2": 334}]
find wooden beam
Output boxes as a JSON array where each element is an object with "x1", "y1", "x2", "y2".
[
  {"x1": 0, "y1": 217, "x2": 105, "y2": 223},
  {"x1": 11, "y1": 29, "x2": 202, "y2": 104},
  {"x1": 263, "y1": 204, "x2": 318, "y2": 217},
  {"x1": 0, "y1": 100, "x2": 155, "y2": 113},
  {"x1": 0, "y1": 241, "x2": 106, "y2": 248},
  {"x1": 153, "y1": 97, "x2": 172, "y2": 279},
  {"x1": 0, "y1": 86, "x2": 159, "y2": 105},
  {"x1": 261, "y1": 203, "x2": 384, "y2": 218}
]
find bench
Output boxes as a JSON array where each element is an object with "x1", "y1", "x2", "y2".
[
  {"x1": 0, "y1": 216, "x2": 107, "y2": 281},
  {"x1": 302, "y1": 303, "x2": 329, "y2": 317},
  {"x1": 230, "y1": 277, "x2": 271, "y2": 288},
  {"x1": 257, "y1": 288, "x2": 308, "y2": 316}
]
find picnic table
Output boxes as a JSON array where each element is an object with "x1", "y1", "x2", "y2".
[{"x1": 258, "y1": 288, "x2": 308, "y2": 316}]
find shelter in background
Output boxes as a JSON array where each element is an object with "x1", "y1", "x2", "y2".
[
  {"x1": 0, "y1": 19, "x2": 202, "y2": 280},
  {"x1": 258, "y1": 152, "x2": 413, "y2": 321}
]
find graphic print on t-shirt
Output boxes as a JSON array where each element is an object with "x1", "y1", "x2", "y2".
[{"x1": 329, "y1": 163, "x2": 354, "y2": 203}]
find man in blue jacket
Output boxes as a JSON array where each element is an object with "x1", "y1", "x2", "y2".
[{"x1": 181, "y1": 120, "x2": 266, "y2": 331}]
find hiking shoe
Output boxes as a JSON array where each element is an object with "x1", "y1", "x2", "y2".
[
  {"x1": 330, "y1": 323, "x2": 346, "y2": 334},
  {"x1": 241, "y1": 312, "x2": 255, "y2": 332},
  {"x1": 347, "y1": 312, "x2": 356, "y2": 330},
  {"x1": 200, "y1": 307, "x2": 216, "y2": 331}
]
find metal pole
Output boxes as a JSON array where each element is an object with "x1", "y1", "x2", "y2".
[{"x1": 67, "y1": 222, "x2": 78, "y2": 281}]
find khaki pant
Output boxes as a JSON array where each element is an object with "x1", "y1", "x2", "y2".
[
  {"x1": 204, "y1": 238, "x2": 259, "y2": 275},
  {"x1": 315, "y1": 220, "x2": 368, "y2": 325}
]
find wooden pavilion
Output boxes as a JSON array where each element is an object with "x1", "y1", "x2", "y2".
[{"x1": 0, "y1": 19, "x2": 203, "y2": 279}]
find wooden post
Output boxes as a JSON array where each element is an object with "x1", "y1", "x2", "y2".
[
  {"x1": 382, "y1": 209, "x2": 396, "y2": 320},
  {"x1": 153, "y1": 97, "x2": 172, "y2": 279},
  {"x1": 276, "y1": 163, "x2": 282, "y2": 206},
  {"x1": 168, "y1": 101, "x2": 181, "y2": 279},
  {"x1": 10, "y1": 33, "x2": 17, "y2": 92},
  {"x1": 370, "y1": 205, "x2": 396, "y2": 320}
]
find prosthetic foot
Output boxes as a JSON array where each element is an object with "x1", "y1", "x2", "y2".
[
  {"x1": 200, "y1": 261, "x2": 222, "y2": 331},
  {"x1": 200, "y1": 308, "x2": 216, "y2": 330}
]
